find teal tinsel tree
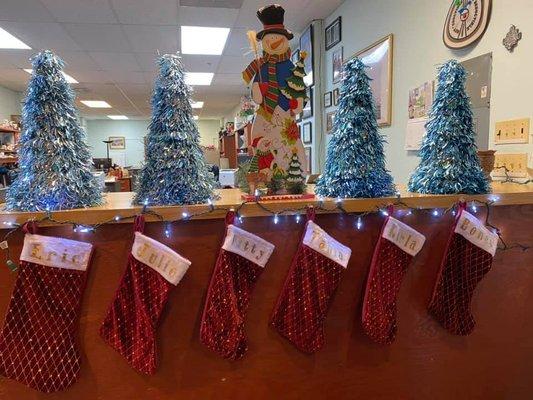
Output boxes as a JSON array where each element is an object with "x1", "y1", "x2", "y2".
[
  {"x1": 134, "y1": 54, "x2": 215, "y2": 205},
  {"x1": 315, "y1": 58, "x2": 395, "y2": 198},
  {"x1": 6, "y1": 50, "x2": 102, "y2": 211},
  {"x1": 408, "y1": 60, "x2": 490, "y2": 194}
]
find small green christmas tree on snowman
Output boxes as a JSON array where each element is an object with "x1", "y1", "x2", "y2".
[
  {"x1": 286, "y1": 150, "x2": 306, "y2": 194},
  {"x1": 281, "y1": 51, "x2": 309, "y2": 105}
]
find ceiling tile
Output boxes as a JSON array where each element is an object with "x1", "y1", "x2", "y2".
[
  {"x1": 63, "y1": 23, "x2": 133, "y2": 52},
  {"x1": 0, "y1": 0, "x2": 55, "y2": 22},
  {"x1": 73, "y1": 70, "x2": 114, "y2": 84},
  {"x1": 0, "y1": 49, "x2": 33, "y2": 69},
  {"x1": 106, "y1": 70, "x2": 146, "y2": 84},
  {"x1": 0, "y1": 22, "x2": 82, "y2": 51},
  {"x1": 134, "y1": 52, "x2": 160, "y2": 72},
  {"x1": 0, "y1": 68, "x2": 30, "y2": 83},
  {"x1": 122, "y1": 25, "x2": 178, "y2": 53},
  {"x1": 89, "y1": 52, "x2": 142, "y2": 72},
  {"x1": 181, "y1": 54, "x2": 220, "y2": 73},
  {"x1": 57, "y1": 51, "x2": 101, "y2": 71},
  {"x1": 217, "y1": 55, "x2": 250, "y2": 74},
  {"x1": 39, "y1": 0, "x2": 117, "y2": 23},
  {"x1": 111, "y1": 0, "x2": 178, "y2": 25},
  {"x1": 178, "y1": 6, "x2": 239, "y2": 28},
  {"x1": 222, "y1": 28, "x2": 251, "y2": 57}
]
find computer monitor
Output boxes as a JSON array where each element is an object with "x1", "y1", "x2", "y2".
[{"x1": 93, "y1": 158, "x2": 112, "y2": 171}]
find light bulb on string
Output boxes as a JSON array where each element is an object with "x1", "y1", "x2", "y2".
[
  {"x1": 143, "y1": 199, "x2": 149, "y2": 206},
  {"x1": 471, "y1": 203, "x2": 478, "y2": 213},
  {"x1": 182, "y1": 212, "x2": 189, "y2": 219},
  {"x1": 356, "y1": 216, "x2": 363, "y2": 230},
  {"x1": 274, "y1": 214, "x2": 279, "y2": 224},
  {"x1": 381, "y1": 209, "x2": 389, "y2": 217},
  {"x1": 114, "y1": 215, "x2": 121, "y2": 222},
  {"x1": 164, "y1": 223, "x2": 171, "y2": 238},
  {"x1": 432, "y1": 209, "x2": 440, "y2": 217},
  {"x1": 295, "y1": 214, "x2": 301, "y2": 223}
]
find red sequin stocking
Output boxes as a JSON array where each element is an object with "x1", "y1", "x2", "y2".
[
  {"x1": 270, "y1": 210, "x2": 352, "y2": 354},
  {"x1": 429, "y1": 207, "x2": 498, "y2": 336},
  {"x1": 200, "y1": 212, "x2": 275, "y2": 360},
  {"x1": 100, "y1": 216, "x2": 190, "y2": 375},
  {"x1": 0, "y1": 223, "x2": 94, "y2": 393},
  {"x1": 362, "y1": 212, "x2": 426, "y2": 344}
]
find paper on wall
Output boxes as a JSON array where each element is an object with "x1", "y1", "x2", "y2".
[{"x1": 405, "y1": 117, "x2": 428, "y2": 151}]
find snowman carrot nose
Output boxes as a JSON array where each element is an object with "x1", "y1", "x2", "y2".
[{"x1": 270, "y1": 38, "x2": 284, "y2": 49}]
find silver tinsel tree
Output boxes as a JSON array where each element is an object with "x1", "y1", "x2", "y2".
[
  {"x1": 6, "y1": 50, "x2": 102, "y2": 211},
  {"x1": 408, "y1": 60, "x2": 490, "y2": 194},
  {"x1": 315, "y1": 58, "x2": 395, "y2": 198},
  {"x1": 134, "y1": 54, "x2": 215, "y2": 206}
]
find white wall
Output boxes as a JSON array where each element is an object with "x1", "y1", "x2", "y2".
[
  {"x1": 0, "y1": 86, "x2": 22, "y2": 121},
  {"x1": 86, "y1": 118, "x2": 221, "y2": 168},
  {"x1": 323, "y1": 0, "x2": 533, "y2": 184}
]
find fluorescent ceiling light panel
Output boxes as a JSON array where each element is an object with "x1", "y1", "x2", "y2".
[
  {"x1": 181, "y1": 26, "x2": 230, "y2": 55},
  {"x1": 81, "y1": 100, "x2": 112, "y2": 108},
  {"x1": 185, "y1": 73, "x2": 214, "y2": 86},
  {"x1": 107, "y1": 115, "x2": 128, "y2": 120},
  {"x1": 24, "y1": 68, "x2": 78, "y2": 84},
  {"x1": 191, "y1": 101, "x2": 204, "y2": 109},
  {"x1": 0, "y1": 27, "x2": 30, "y2": 49},
  {"x1": 193, "y1": 116, "x2": 199, "y2": 120}
]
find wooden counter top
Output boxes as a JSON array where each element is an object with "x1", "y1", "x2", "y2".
[{"x1": 0, "y1": 182, "x2": 532, "y2": 226}]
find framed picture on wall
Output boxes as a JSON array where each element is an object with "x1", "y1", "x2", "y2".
[
  {"x1": 302, "y1": 122, "x2": 312, "y2": 144},
  {"x1": 302, "y1": 87, "x2": 313, "y2": 119},
  {"x1": 304, "y1": 147, "x2": 312, "y2": 174},
  {"x1": 326, "y1": 111, "x2": 336, "y2": 134},
  {"x1": 333, "y1": 88, "x2": 340, "y2": 106},
  {"x1": 324, "y1": 91, "x2": 332, "y2": 108},
  {"x1": 299, "y1": 25, "x2": 314, "y2": 87},
  {"x1": 350, "y1": 34, "x2": 393, "y2": 127},
  {"x1": 332, "y1": 46, "x2": 344, "y2": 84},
  {"x1": 325, "y1": 17, "x2": 342, "y2": 50},
  {"x1": 109, "y1": 136, "x2": 126, "y2": 150}
]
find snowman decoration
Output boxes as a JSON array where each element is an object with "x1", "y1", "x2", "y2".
[{"x1": 242, "y1": 4, "x2": 308, "y2": 195}]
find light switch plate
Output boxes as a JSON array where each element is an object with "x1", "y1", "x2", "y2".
[
  {"x1": 494, "y1": 118, "x2": 530, "y2": 144},
  {"x1": 493, "y1": 153, "x2": 529, "y2": 178}
]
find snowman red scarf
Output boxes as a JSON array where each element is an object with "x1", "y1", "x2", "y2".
[{"x1": 428, "y1": 205, "x2": 498, "y2": 335}]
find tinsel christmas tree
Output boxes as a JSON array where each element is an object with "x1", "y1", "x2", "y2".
[
  {"x1": 315, "y1": 58, "x2": 395, "y2": 198},
  {"x1": 6, "y1": 50, "x2": 102, "y2": 211},
  {"x1": 408, "y1": 60, "x2": 490, "y2": 194},
  {"x1": 280, "y1": 52, "x2": 309, "y2": 102},
  {"x1": 134, "y1": 54, "x2": 215, "y2": 205},
  {"x1": 286, "y1": 151, "x2": 305, "y2": 194}
]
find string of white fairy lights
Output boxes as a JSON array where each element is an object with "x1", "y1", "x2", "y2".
[{"x1": 1, "y1": 190, "x2": 530, "y2": 271}]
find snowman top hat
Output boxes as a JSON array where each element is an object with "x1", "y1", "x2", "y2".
[{"x1": 256, "y1": 4, "x2": 294, "y2": 40}]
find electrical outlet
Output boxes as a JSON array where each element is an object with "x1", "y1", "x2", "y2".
[
  {"x1": 493, "y1": 153, "x2": 529, "y2": 178},
  {"x1": 494, "y1": 118, "x2": 530, "y2": 144}
]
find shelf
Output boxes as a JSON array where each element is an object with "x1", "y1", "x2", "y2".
[
  {"x1": 0, "y1": 182, "x2": 532, "y2": 227},
  {"x1": 0, "y1": 127, "x2": 20, "y2": 134}
]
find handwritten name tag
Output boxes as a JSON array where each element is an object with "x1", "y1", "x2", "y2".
[
  {"x1": 222, "y1": 225, "x2": 275, "y2": 268},
  {"x1": 20, "y1": 234, "x2": 93, "y2": 271},
  {"x1": 382, "y1": 217, "x2": 426, "y2": 257},
  {"x1": 455, "y1": 210, "x2": 498, "y2": 257},
  {"x1": 132, "y1": 232, "x2": 191, "y2": 285},
  {"x1": 303, "y1": 221, "x2": 352, "y2": 268}
]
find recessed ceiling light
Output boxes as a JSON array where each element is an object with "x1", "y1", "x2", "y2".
[
  {"x1": 191, "y1": 101, "x2": 204, "y2": 109},
  {"x1": 181, "y1": 26, "x2": 230, "y2": 55},
  {"x1": 81, "y1": 100, "x2": 111, "y2": 108},
  {"x1": 193, "y1": 116, "x2": 199, "y2": 120},
  {"x1": 24, "y1": 68, "x2": 78, "y2": 84},
  {"x1": 107, "y1": 115, "x2": 128, "y2": 120},
  {"x1": 185, "y1": 73, "x2": 214, "y2": 86},
  {"x1": 0, "y1": 27, "x2": 30, "y2": 49}
]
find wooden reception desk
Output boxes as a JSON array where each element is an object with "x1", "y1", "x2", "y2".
[{"x1": 0, "y1": 183, "x2": 531, "y2": 399}]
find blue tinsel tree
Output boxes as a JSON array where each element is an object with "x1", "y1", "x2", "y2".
[
  {"x1": 315, "y1": 58, "x2": 395, "y2": 198},
  {"x1": 134, "y1": 54, "x2": 215, "y2": 205},
  {"x1": 408, "y1": 60, "x2": 490, "y2": 194},
  {"x1": 6, "y1": 50, "x2": 102, "y2": 211}
]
